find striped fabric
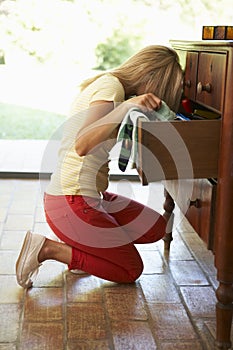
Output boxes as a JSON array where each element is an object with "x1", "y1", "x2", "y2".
[
  {"x1": 117, "y1": 102, "x2": 176, "y2": 172},
  {"x1": 118, "y1": 120, "x2": 134, "y2": 171},
  {"x1": 46, "y1": 74, "x2": 125, "y2": 196}
]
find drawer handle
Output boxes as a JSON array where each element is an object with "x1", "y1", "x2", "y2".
[
  {"x1": 188, "y1": 198, "x2": 201, "y2": 208},
  {"x1": 185, "y1": 79, "x2": 191, "y2": 88},
  {"x1": 197, "y1": 82, "x2": 212, "y2": 94}
]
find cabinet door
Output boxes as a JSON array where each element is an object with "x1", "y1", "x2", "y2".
[
  {"x1": 184, "y1": 51, "x2": 198, "y2": 101},
  {"x1": 185, "y1": 179, "x2": 202, "y2": 236},
  {"x1": 199, "y1": 179, "x2": 216, "y2": 251},
  {"x1": 196, "y1": 53, "x2": 226, "y2": 113},
  {"x1": 165, "y1": 179, "x2": 216, "y2": 251}
]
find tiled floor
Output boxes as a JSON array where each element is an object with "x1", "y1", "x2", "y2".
[{"x1": 0, "y1": 177, "x2": 232, "y2": 350}]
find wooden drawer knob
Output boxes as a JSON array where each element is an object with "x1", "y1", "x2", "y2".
[
  {"x1": 185, "y1": 79, "x2": 191, "y2": 88},
  {"x1": 188, "y1": 198, "x2": 201, "y2": 208},
  {"x1": 197, "y1": 82, "x2": 212, "y2": 94}
]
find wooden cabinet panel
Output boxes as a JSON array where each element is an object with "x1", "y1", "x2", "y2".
[
  {"x1": 184, "y1": 51, "x2": 198, "y2": 101},
  {"x1": 164, "y1": 179, "x2": 216, "y2": 250},
  {"x1": 185, "y1": 179, "x2": 202, "y2": 236},
  {"x1": 186, "y1": 179, "x2": 216, "y2": 250},
  {"x1": 198, "y1": 179, "x2": 217, "y2": 251},
  {"x1": 196, "y1": 53, "x2": 226, "y2": 112}
]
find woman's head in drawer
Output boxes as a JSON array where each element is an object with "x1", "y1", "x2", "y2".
[{"x1": 111, "y1": 45, "x2": 183, "y2": 112}]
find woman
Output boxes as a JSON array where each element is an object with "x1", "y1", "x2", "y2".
[{"x1": 16, "y1": 45, "x2": 183, "y2": 288}]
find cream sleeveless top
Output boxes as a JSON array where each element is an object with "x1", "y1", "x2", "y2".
[{"x1": 46, "y1": 74, "x2": 125, "y2": 198}]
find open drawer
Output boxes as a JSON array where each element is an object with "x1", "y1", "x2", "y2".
[{"x1": 137, "y1": 119, "x2": 221, "y2": 185}]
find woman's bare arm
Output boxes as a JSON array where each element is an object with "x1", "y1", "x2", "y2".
[{"x1": 75, "y1": 93, "x2": 161, "y2": 156}]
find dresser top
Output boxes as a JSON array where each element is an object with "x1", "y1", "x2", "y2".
[{"x1": 170, "y1": 40, "x2": 233, "y2": 50}]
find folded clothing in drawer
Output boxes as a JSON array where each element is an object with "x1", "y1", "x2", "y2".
[{"x1": 117, "y1": 101, "x2": 176, "y2": 171}]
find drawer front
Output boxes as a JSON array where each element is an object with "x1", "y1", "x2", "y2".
[
  {"x1": 196, "y1": 52, "x2": 227, "y2": 113},
  {"x1": 164, "y1": 179, "x2": 216, "y2": 250},
  {"x1": 137, "y1": 119, "x2": 220, "y2": 185},
  {"x1": 184, "y1": 51, "x2": 199, "y2": 101}
]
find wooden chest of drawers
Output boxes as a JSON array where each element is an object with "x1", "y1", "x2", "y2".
[
  {"x1": 168, "y1": 42, "x2": 228, "y2": 251},
  {"x1": 137, "y1": 41, "x2": 233, "y2": 348}
]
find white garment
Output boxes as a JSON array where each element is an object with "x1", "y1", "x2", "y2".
[{"x1": 117, "y1": 101, "x2": 176, "y2": 171}]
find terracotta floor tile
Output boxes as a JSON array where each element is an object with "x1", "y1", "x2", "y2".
[
  {"x1": 193, "y1": 251, "x2": 216, "y2": 277},
  {"x1": 9, "y1": 200, "x2": 36, "y2": 215},
  {"x1": 111, "y1": 320, "x2": 157, "y2": 349},
  {"x1": 139, "y1": 274, "x2": 181, "y2": 303},
  {"x1": 179, "y1": 230, "x2": 216, "y2": 272},
  {"x1": 204, "y1": 318, "x2": 233, "y2": 347},
  {"x1": 0, "y1": 195, "x2": 12, "y2": 209},
  {"x1": 33, "y1": 222, "x2": 54, "y2": 236},
  {"x1": 194, "y1": 320, "x2": 218, "y2": 349},
  {"x1": 12, "y1": 179, "x2": 39, "y2": 194},
  {"x1": 66, "y1": 274, "x2": 102, "y2": 303},
  {"x1": 0, "y1": 208, "x2": 7, "y2": 223},
  {"x1": 0, "y1": 275, "x2": 24, "y2": 303},
  {"x1": 160, "y1": 341, "x2": 203, "y2": 349},
  {"x1": 160, "y1": 235, "x2": 194, "y2": 261},
  {"x1": 66, "y1": 303, "x2": 107, "y2": 341},
  {"x1": 148, "y1": 303, "x2": 198, "y2": 340},
  {"x1": 34, "y1": 206, "x2": 46, "y2": 222},
  {"x1": 0, "y1": 304, "x2": 21, "y2": 342},
  {"x1": 180, "y1": 286, "x2": 216, "y2": 317},
  {"x1": 140, "y1": 250, "x2": 167, "y2": 274},
  {"x1": 67, "y1": 340, "x2": 111, "y2": 350},
  {"x1": 136, "y1": 242, "x2": 159, "y2": 251},
  {"x1": 0, "y1": 344, "x2": 17, "y2": 350},
  {"x1": 104, "y1": 284, "x2": 148, "y2": 321},
  {"x1": 4, "y1": 214, "x2": 33, "y2": 231},
  {"x1": 0, "y1": 251, "x2": 18, "y2": 274},
  {"x1": 0, "y1": 230, "x2": 26, "y2": 250},
  {"x1": 24, "y1": 288, "x2": 63, "y2": 322},
  {"x1": 20, "y1": 322, "x2": 63, "y2": 350},
  {"x1": 0, "y1": 179, "x2": 15, "y2": 193},
  {"x1": 32, "y1": 260, "x2": 64, "y2": 288},
  {"x1": 169, "y1": 260, "x2": 209, "y2": 286},
  {"x1": 208, "y1": 275, "x2": 218, "y2": 290}
]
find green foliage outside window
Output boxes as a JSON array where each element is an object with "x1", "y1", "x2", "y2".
[{"x1": 94, "y1": 31, "x2": 141, "y2": 70}]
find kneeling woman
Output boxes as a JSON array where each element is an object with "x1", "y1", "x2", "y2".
[{"x1": 16, "y1": 45, "x2": 183, "y2": 288}]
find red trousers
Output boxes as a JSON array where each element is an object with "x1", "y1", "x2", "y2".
[{"x1": 44, "y1": 191, "x2": 166, "y2": 283}]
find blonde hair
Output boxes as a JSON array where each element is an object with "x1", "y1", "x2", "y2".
[{"x1": 80, "y1": 45, "x2": 183, "y2": 111}]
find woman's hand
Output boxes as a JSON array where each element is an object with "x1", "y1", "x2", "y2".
[{"x1": 127, "y1": 93, "x2": 162, "y2": 112}]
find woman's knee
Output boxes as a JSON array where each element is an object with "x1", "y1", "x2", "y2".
[
  {"x1": 125, "y1": 260, "x2": 144, "y2": 283},
  {"x1": 150, "y1": 215, "x2": 167, "y2": 241}
]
